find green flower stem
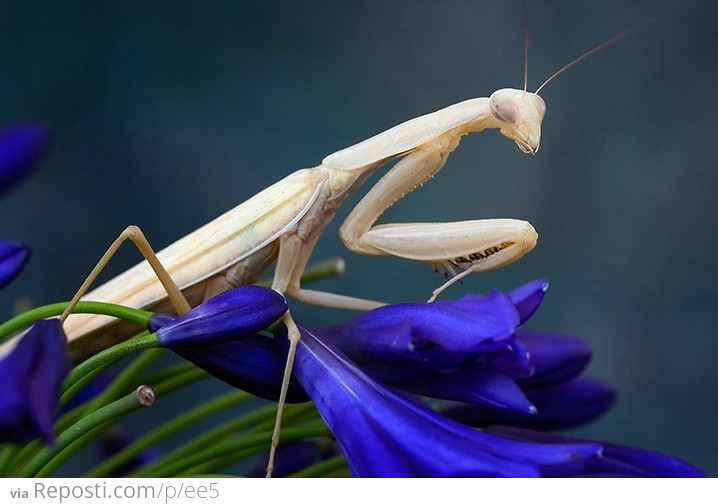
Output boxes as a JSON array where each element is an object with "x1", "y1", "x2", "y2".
[
  {"x1": 288, "y1": 455, "x2": 349, "y2": 478},
  {"x1": 84, "y1": 389, "x2": 251, "y2": 477},
  {"x1": 247, "y1": 400, "x2": 320, "y2": 434},
  {"x1": 256, "y1": 257, "x2": 344, "y2": 288},
  {"x1": 0, "y1": 301, "x2": 153, "y2": 343},
  {"x1": 126, "y1": 402, "x2": 278, "y2": 477},
  {"x1": 76, "y1": 348, "x2": 164, "y2": 416},
  {"x1": 137, "y1": 360, "x2": 196, "y2": 385},
  {"x1": 150, "y1": 365, "x2": 209, "y2": 397},
  {"x1": 61, "y1": 332, "x2": 158, "y2": 400},
  {"x1": 144, "y1": 422, "x2": 329, "y2": 477},
  {"x1": 16, "y1": 386, "x2": 155, "y2": 478},
  {"x1": 177, "y1": 446, "x2": 267, "y2": 477},
  {"x1": 127, "y1": 401, "x2": 316, "y2": 477},
  {"x1": 185, "y1": 473, "x2": 240, "y2": 478},
  {"x1": 0, "y1": 445, "x2": 20, "y2": 476}
]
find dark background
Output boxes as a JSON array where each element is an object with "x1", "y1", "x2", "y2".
[{"x1": 1, "y1": 1, "x2": 716, "y2": 474}]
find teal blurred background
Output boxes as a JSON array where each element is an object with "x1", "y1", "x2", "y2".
[{"x1": 1, "y1": 1, "x2": 716, "y2": 474}]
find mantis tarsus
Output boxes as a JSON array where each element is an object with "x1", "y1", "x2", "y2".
[{"x1": 51, "y1": 18, "x2": 643, "y2": 477}]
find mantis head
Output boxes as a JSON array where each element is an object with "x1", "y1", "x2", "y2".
[{"x1": 489, "y1": 88, "x2": 545, "y2": 155}]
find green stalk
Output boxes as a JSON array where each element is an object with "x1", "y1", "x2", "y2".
[
  {"x1": 0, "y1": 445, "x2": 19, "y2": 476},
  {"x1": 185, "y1": 473, "x2": 240, "y2": 478},
  {"x1": 145, "y1": 423, "x2": 329, "y2": 477},
  {"x1": 126, "y1": 402, "x2": 278, "y2": 477},
  {"x1": 137, "y1": 360, "x2": 196, "y2": 385},
  {"x1": 149, "y1": 365, "x2": 209, "y2": 397},
  {"x1": 16, "y1": 386, "x2": 156, "y2": 478},
  {"x1": 75, "y1": 348, "x2": 164, "y2": 415},
  {"x1": 288, "y1": 455, "x2": 349, "y2": 478},
  {"x1": 62, "y1": 332, "x2": 158, "y2": 398},
  {"x1": 0, "y1": 301, "x2": 153, "y2": 342},
  {"x1": 177, "y1": 446, "x2": 267, "y2": 476},
  {"x1": 4, "y1": 329, "x2": 149, "y2": 473},
  {"x1": 84, "y1": 389, "x2": 251, "y2": 477},
  {"x1": 256, "y1": 257, "x2": 344, "y2": 287},
  {"x1": 129, "y1": 402, "x2": 319, "y2": 477}
]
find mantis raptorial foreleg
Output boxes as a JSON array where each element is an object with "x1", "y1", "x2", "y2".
[{"x1": 338, "y1": 134, "x2": 537, "y2": 289}]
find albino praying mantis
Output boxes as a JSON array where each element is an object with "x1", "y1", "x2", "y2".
[{"x1": 46, "y1": 17, "x2": 643, "y2": 476}]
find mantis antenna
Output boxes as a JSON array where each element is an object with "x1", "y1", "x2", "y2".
[
  {"x1": 523, "y1": 3, "x2": 529, "y2": 93},
  {"x1": 535, "y1": 18, "x2": 652, "y2": 95}
]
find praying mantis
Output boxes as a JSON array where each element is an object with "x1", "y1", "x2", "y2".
[
  {"x1": 49, "y1": 15, "x2": 643, "y2": 476},
  {"x1": 58, "y1": 87, "x2": 543, "y2": 476}
]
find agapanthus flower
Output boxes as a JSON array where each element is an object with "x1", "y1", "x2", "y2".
[
  {"x1": 315, "y1": 280, "x2": 549, "y2": 415},
  {"x1": 0, "y1": 124, "x2": 49, "y2": 196},
  {"x1": 164, "y1": 279, "x2": 599, "y2": 428},
  {"x1": 289, "y1": 322, "x2": 602, "y2": 477},
  {"x1": 173, "y1": 332, "x2": 308, "y2": 403},
  {"x1": 440, "y1": 331, "x2": 616, "y2": 430},
  {"x1": 147, "y1": 286, "x2": 306, "y2": 402},
  {"x1": 486, "y1": 426, "x2": 706, "y2": 477},
  {"x1": 0, "y1": 319, "x2": 71, "y2": 444},
  {"x1": 148, "y1": 285, "x2": 288, "y2": 347},
  {"x1": 0, "y1": 240, "x2": 30, "y2": 290},
  {"x1": 166, "y1": 280, "x2": 704, "y2": 477}
]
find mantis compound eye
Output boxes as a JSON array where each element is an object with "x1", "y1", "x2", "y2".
[{"x1": 490, "y1": 96, "x2": 519, "y2": 124}]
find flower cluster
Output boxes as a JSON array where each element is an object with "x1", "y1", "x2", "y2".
[
  {"x1": 1, "y1": 277, "x2": 708, "y2": 476},
  {"x1": 147, "y1": 280, "x2": 706, "y2": 477}
]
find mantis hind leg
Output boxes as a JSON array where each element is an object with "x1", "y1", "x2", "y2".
[{"x1": 60, "y1": 225, "x2": 191, "y2": 325}]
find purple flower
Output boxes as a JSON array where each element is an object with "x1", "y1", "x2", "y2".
[
  {"x1": 314, "y1": 280, "x2": 614, "y2": 430},
  {"x1": 0, "y1": 240, "x2": 30, "y2": 290},
  {"x1": 149, "y1": 286, "x2": 304, "y2": 402},
  {"x1": 506, "y1": 277, "x2": 549, "y2": 323},
  {"x1": 443, "y1": 376, "x2": 615, "y2": 430},
  {"x1": 440, "y1": 331, "x2": 616, "y2": 430},
  {"x1": 167, "y1": 278, "x2": 705, "y2": 477},
  {"x1": 316, "y1": 280, "x2": 551, "y2": 415},
  {"x1": 173, "y1": 333, "x2": 308, "y2": 403},
  {"x1": 0, "y1": 124, "x2": 49, "y2": 196},
  {"x1": 486, "y1": 426, "x2": 707, "y2": 477},
  {"x1": 149, "y1": 286, "x2": 288, "y2": 348},
  {"x1": 325, "y1": 288, "x2": 521, "y2": 372},
  {"x1": 290, "y1": 323, "x2": 602, "y2": 477},
  {"x1": 0, "y1": 320, "x2": 71, "y2": 444}
]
